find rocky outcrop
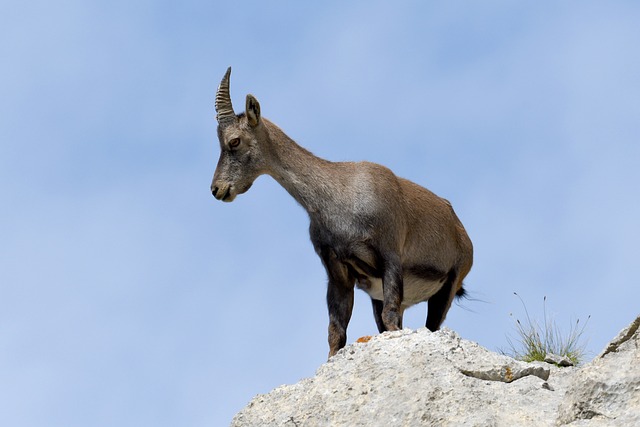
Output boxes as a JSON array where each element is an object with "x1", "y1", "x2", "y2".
[
  {"x1": 557, "y1": 316, "x2": 640, "y2": 426},
  {"x1": 231, "y1": 316, "x2": 640, "y2": 427}
]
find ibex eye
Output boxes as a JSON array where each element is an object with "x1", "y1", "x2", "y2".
[{"x1": 229, "y1": 138, "x2": 241, "y2": 148}]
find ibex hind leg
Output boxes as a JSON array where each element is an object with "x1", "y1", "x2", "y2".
[{"x1": 425, "y1": 270, "x2": 458, "y2": 331}]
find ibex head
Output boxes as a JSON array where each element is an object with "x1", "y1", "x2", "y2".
[{"x1": 211, "y1": 67, "x2": 268, "y2": 202}]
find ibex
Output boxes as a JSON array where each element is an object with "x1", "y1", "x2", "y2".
[{"x1": 211, "y1": 67, "x2": 473, "y2": 357}]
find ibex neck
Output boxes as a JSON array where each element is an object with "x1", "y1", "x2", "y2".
[{"x1": 265, "y1": 123, "x2": 335, "y2": 214}]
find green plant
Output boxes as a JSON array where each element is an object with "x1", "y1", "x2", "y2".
[{"x1": 501, "y1": 293, "x2": 590, "y2": 366}]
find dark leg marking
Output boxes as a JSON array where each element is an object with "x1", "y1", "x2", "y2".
[
  {"x1": 371, "y1": 299, "x2": 386, "y2": 333},
  {"x1": 426, "y1": 270, "x2": 457, "y2": 331},
  {"x1": 327, "y1": 280, "x2": 354, "y2": 356},
  {"x1": 319, "y1": 246, "x2": 356, "y2": 357},
  {"x1": 381, "y1": 255, "x2": 403, "y2": 331}
]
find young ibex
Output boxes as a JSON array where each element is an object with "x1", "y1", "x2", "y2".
[{"x1": 211, "y1": 67, "x2": 473, "y2": 357}]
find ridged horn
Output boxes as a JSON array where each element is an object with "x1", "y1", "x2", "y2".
[{"x1": 215, "y1": 67, "x2": 235, "y2": 125}]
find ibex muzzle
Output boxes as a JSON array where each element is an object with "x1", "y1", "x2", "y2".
[{"x1": 211, "y1": 67, "x2": 473, "y2": 358}]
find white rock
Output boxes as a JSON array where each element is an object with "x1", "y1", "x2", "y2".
[
  {"x1": 556, "y1": 315, "x2": 640, "y2": 426},
  {"x1": 231, "y1": 317, "x2": 640, "y2": 427},
  {"x1": 231, "y1": 328, "x2": 573, "y2": 426}
]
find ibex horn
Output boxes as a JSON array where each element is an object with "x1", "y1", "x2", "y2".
[{"x1": 215, "y1": 67, "x2": 235, "y2": 125}]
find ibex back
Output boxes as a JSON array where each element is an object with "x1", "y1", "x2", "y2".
[{"x1": 211, "y1": 68, "x2": 473, "y2": 357}]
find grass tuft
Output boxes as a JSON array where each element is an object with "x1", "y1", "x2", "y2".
[{"x1": 501, "y1": 293, "x2": 590, "y2": 366}]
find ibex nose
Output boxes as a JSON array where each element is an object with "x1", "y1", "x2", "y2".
[{"x1": 211, "y1": 182, "x2": 231, "y2": 201}]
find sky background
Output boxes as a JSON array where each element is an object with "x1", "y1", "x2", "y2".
[{"x1": 2, "y1": 1, "x2": 639, "y2": 426}]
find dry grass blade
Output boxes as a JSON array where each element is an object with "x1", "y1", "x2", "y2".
[{"x1": 500, "y1": 293, "x2": 590, "y2": 365}]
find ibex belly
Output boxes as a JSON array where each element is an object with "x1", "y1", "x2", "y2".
[{"x1": 355, "y1": 274, "x2": 446, "y2": 308}]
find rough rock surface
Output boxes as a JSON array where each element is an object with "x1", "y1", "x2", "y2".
[
  {"x1": 231, "y1": 316, "x2": 640, "y2": 427},
  {"x1": 557, "y1": 316, "x2": 640, "y2": 426}
]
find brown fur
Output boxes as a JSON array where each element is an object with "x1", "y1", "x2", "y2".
[{"x1": 212, "y1": 69, "x2": 473, "y2": 357}]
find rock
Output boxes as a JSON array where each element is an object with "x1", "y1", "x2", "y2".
[
  {"x1": 557, "y1": 315, "x2": 640, "y2": 426},
  {"x1": 231, "y1": 328, "x2": 573, "y2": 426},
  {"x1": 544, "y1": 353, "x2": 575, "y2": 367},
  {"x1": 231, "y1": 316, "x2": 640, "y2": 427}
]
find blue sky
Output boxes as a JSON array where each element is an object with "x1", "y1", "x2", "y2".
[{"x1": 2, "y1": 1, "x2": 639, "y2": 426}]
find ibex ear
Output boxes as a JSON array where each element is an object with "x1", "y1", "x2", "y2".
[{"x1": 246, "y1": 94, "x2": 261, "y2": 127}]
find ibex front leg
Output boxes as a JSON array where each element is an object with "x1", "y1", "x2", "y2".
[
  {"x1": 320, "y1": 248, "x2": 355, "y2": 358},
  {"x1": 381, "y1": 254, "x2": 403, "y2": 331},
  {"x1": 372, "y1": 297, "x2": 404, "y2": 332}
]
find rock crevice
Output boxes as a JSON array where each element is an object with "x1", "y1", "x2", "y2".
[{"x1": 459, "y1": 364, "x2": 550, "y2": 383}]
